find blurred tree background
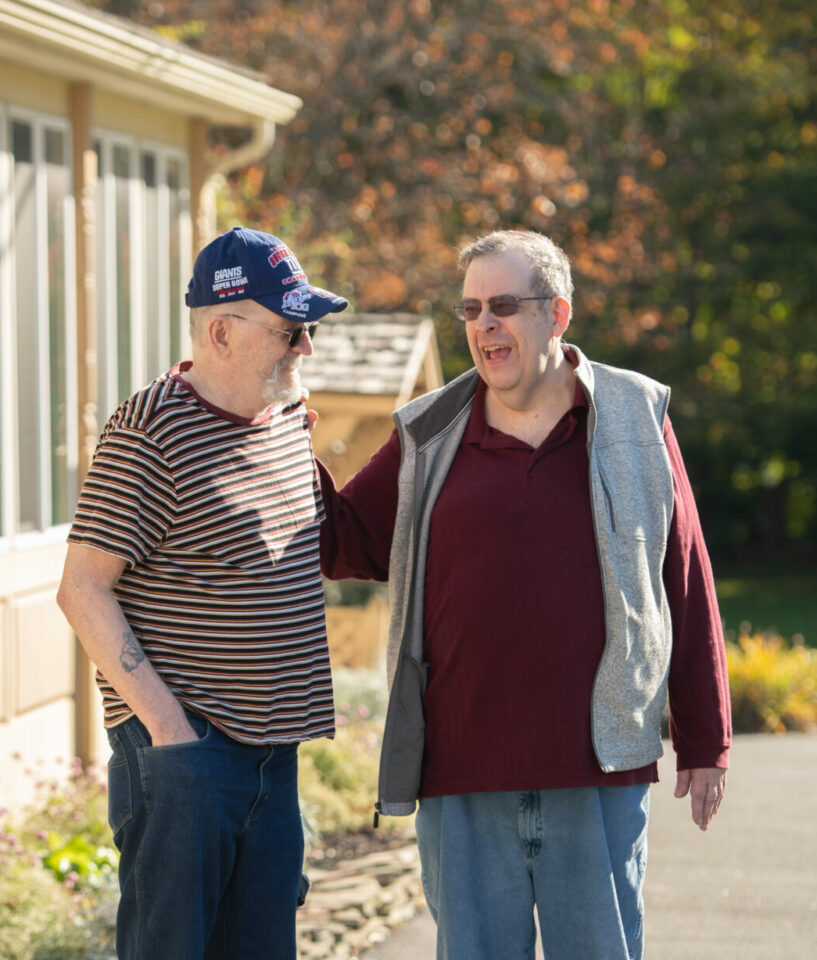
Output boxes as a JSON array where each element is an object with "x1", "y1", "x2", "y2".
[{"x1": 89, "y1": 0, "x2": 816, "y2": 566}]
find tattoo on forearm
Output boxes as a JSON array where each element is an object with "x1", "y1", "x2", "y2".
[{"x1": 120, "y1": 631, "x2": 146, "y2": 673}]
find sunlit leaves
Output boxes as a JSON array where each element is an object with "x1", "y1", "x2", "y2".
[{"x1": 88, "y1": 0, "x2": 817, "y2": 555}]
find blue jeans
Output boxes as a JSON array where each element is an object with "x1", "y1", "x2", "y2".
[
  {"x1": 107, "y1": 711, "x2": 304, "y2": 960},
  {"x1": 416, "y1": 786, "x2": 650, "y2": 960}
]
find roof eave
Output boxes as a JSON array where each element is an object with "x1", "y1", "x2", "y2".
[{"x1": 0, "y1": 0, "x2": 301, "y2": 125}]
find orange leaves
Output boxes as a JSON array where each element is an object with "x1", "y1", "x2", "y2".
[
  {"x1": 801, "y1": 122, "x2": 817, "y2": 146},
  {"x1": 616, "y1": 174, "x2": 656, "y2": 204},
  {"x1": 358, "y1": 270, "x2": 408, "y2": 309},
  {"x1": 531, "y1": 195, "x2": 557, "y2": 218},
  {"x1": 599, "y1": 42, "x2": 617, "y2": 63},
  {"x1": 242, "y1": 164, "x2": 265, "y2": 197},
  {"x1": 516, "y1": 141, "x2": 573, "y2": 182},
  {"x1": 620, "y1": 28, "x2": 650, "y2": 58},
  {"x1": 419, "y1": 156, "x2": 442, "y2": 178},
  {"x1": 464, "y1": 31, "x2": 491, "y2": 53},
  {"x1": 458, "y1": 202, "x2": 482, "y2": 225},
  {"x1": 563, "y1": 180, "x2": 589, "y2": 206}
]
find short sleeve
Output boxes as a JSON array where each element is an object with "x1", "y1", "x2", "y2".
[{"x1": 68, "y1": 426, "x2": 176, "y2": 567}]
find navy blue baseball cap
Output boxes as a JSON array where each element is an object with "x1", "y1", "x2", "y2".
[{"x1": 185, "y1": 225, "x2": 349, "y2": 323}]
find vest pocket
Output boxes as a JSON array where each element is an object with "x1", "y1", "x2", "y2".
[
  {"x1": 596, "y1": 459, "x2": 666, "y2": 544},
  {"x1": 598, "y1": 469, "x2": 617, "y2": 534}
]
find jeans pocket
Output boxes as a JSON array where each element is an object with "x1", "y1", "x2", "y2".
[
  {"x1": 142, "y1": 709, "x2": 211, "y2": 753},
  {"x1": 107, "y1": 729, "x2": 133, "y2": 838}
]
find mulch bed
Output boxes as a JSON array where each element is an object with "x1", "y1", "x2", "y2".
[{"x1": 306, "y1": 828, "x2": 415, "y2": 872}]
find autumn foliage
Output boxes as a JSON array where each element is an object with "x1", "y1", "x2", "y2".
[{"x1": 89, "y1": 0, "x2": 817, "y2": 559}]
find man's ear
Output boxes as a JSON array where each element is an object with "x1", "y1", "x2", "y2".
[
  {"x1": 552, "y1": 297, "x2": 571, "y2": 338},
  {"x1": 207, "y1": 314, "x2": 233, "y2": 357}
]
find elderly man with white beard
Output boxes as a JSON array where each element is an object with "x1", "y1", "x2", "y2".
[{"x1": 57, "y1": 226, "x2": 348, "y2": 960}]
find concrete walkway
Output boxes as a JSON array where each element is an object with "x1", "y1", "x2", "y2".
[{"x1": 361, "y1": 734, "x2": 817, "y2": 959}]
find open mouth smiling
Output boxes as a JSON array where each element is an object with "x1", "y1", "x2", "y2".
[{"x1": 482, "y1": 344, "x2": 511, "y2": 360}]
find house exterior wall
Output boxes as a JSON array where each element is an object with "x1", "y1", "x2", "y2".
[
  {"x1": 94, "y1": 90, "x2": 190, "y2": 147},
  {"x1": 0, "y1": 60, "x2": 65, "y2": 113},
  {"x1": 0, "y1": 0, "x2": 300, "y2": 811},
  {"x1": 0, "y1": 57, "x2": 196, "y2": 807}
]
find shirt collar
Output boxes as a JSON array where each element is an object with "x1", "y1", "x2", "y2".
[{"x1": 464, "y1": 347, "x2": 587, "y2": 450}]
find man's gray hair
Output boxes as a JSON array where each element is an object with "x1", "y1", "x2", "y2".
[
  {"x1": 458, "y1": 230, "x2": 574, "y2": 305},
  {"x1": 189, "y1": 303, "x2": 221, "y2": 342}
]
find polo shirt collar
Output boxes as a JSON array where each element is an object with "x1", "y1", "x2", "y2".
[{"x1": 464, "y1": 346, "x2": 588, "y2": 450}]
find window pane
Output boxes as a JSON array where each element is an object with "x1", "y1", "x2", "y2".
[
  {"x1": 167, "y1": 158, "x2": 182, "y2": 364},
  {"x1": 12, "y1": 120, "x2": 41, "y2": 532},
  {"x1": 94, "y1": 140, "x2": 108, "y2": 416},
  {"x1": 46, "y1": 127, "x2": 70, "y2": 524},
  {"x1": 12, "y1": 120, "x2": 32, "y2": 163},
  {"x1": 113, "y1": 145, "x2": 131, "y2": 400},
  {"x1": 45, "y1": 128, "x2": 64, "y2": 166},
  {"x1": 142, "y1": 152, "x2": 156, "y2": 188},
  {"x1": 142, "y1": 151, "x2": 160, "y2": 376}
]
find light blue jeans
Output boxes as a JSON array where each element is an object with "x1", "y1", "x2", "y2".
[{"x1": 416, "y1": 785, "x2": 650, "y2": 960}]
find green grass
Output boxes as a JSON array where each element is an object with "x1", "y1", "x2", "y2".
[{"x1": 716, "y1": 571, "x2": 817, "y2": 646}]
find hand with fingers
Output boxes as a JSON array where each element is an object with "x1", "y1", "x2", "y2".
[{"x1": 675, "y1": 767, "x2": 727, "y2": 831}]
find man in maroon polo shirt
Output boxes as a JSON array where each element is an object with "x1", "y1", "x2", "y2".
[{"x1": 319, "y1": 229, "x2": 730, "y2": 960}]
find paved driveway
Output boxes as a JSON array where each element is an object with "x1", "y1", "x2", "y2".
[{"x1": 362, "y1": 734, "x2": 817, "y2": 959}]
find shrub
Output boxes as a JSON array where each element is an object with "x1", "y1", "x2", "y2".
[
  {"x1": 11, "y1": 758, "x2": 118, "y2": 894},
  {"x1": 0, "y1": 761, "x2": 117, "y2": 960},
  {"x1": 299, "y1": 664, "x2": 400, "y2": 837},
  {"x1": 0, "y1": 847, "x2": 97, "y2": 960},
  {"x1": 299, "y1": 721, "x2": 384, "y2": 836},
  {"x1": 727, "y1": 631, "x2": 817, "y2": 733}
]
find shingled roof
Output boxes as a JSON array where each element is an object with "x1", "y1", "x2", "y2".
[{"x1": 306, "y1": 313, "x2": 442, "y2": 405}]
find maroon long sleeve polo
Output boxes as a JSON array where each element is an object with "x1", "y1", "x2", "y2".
[{"x1": 319, "y1": 373, "x2": 731, "y2": 795}]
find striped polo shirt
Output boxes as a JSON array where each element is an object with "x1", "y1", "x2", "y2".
[{"x1": 68, "y1": 362, "x2": 334, "y2": 745}]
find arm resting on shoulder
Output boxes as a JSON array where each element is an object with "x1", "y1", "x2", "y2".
[
  {"x1": 318, "y1": 428, "x2": 401, "y2": 581},
  {"x1": 57, "y1": 543, "x2": 195, "y2": 746}
]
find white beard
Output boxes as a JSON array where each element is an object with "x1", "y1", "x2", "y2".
[{"x1": 262, "y1": 355, "x2": 303, "y2": 411}]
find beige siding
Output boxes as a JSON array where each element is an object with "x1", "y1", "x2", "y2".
[
  {"x1": 0, "y1": 61, "x2": 190, "y2": 147},
  {"x1": 0, "y1": 697, "x2": 77, "y2": 808},
  {"x1": 95, "y1": 90, "x2": 190, "y2": 146},
  {"x1": 1, "y1": 0, "x2": 301, "y2": 814},
  {"x1": 14, "y1": 590, "x2": 75, "y2": 712},
  {"x1": 0, "y1": 604, "x2": 8, "y2": 722},
  {"x1": 0, "y1": 60, "x2": 67, "y2": 114}
]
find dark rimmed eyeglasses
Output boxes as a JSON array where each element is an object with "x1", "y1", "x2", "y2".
[
  {"x1": 452, "y1": 295, "x2": 553, "y2": 323},
  {"x1": 221, "y1": 313, "x2": 319, "y2": 347}
]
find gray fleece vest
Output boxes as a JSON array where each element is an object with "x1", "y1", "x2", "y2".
[{"x1": 376, "y1": 344, "x2": 674, "y2": 817}]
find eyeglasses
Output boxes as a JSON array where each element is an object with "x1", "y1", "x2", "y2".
[
  {"x1": 452, "y1": 295, "x2": 553, "y2": 323},
  {"x1": 221, "y1": 313, "x2": 319, "y2": 347}
]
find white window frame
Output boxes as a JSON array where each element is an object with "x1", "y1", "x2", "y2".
[
  {"x1": 0, "y1": 105, "x2": 77, "y2": 547},
  {"x1": 94, "y1": 131, "x2": 191, "y2": 413},
  {"x1": 0, "y1": 102, "x2": 14, "y2": 552}
]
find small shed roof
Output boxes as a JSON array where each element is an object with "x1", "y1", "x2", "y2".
[{"x1": 307, "y1": 313, "x2": 443, "y2": 407}]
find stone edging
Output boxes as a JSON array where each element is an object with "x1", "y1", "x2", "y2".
[{"x1": 297, "y1": 843, "x2": 423, "y2": 958}]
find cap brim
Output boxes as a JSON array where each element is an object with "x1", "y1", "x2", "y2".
[{"x1": 250, "y1": 284, "x2": 349, "y2": 323}]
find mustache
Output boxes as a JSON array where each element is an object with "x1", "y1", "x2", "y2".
[{"x1": 276, "y1": 354, "x2": 302, "y2": 372}]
